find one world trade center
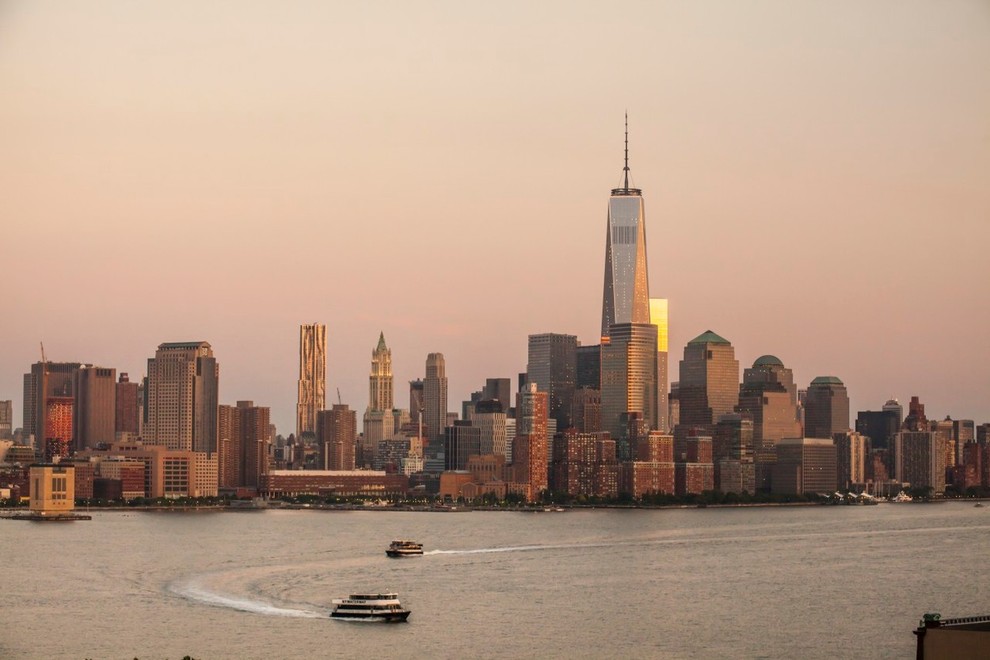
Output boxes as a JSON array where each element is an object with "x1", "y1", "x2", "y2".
[{"x1": 601, "y1": 115, "x2": 651, "y2": 339}]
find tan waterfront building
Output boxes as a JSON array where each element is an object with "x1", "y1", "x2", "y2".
[{"x1": 29, "y1": 463, "x2": 75, "y2": 515}]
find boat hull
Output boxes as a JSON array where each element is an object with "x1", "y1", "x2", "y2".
[
  {"x1": 330, "y1": 610, "x2": 411, "y2": 623},
  {"x1": 386, "y1": 549, "x2": 423, "y2": 557}
]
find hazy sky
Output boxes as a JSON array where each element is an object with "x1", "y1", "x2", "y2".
[{"x1": 2, "y1": 1, "x2": 988, "y2": 434}]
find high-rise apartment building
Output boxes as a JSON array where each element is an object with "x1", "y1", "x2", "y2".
[
  {"x1": 736, "y1": 355, "x2": 802, "y2": 449},
  {"x1": 834, "y1": 431, "x2": 868, "y2": 490},
  {"x1": 804, "y1": 376, "x2": 850, "y2": 439},
  {"x1": 296, "y1": 323, "x2": 327, "y2": 439},
  {"x1": 444, "y1": 420, "x2": 481, "y2": 471},
  {"x1": 601, "y1": 116, "x2": 651, "y2": 338},
  {"x1": 317, "y1": 404, "x2": 356, "y2": 471},
  {"x1": 676, "y1": 331, "x2": 740, "y2": 431},
  {"x1": 115, "y1": 373, "x2": 141, "y2": 437},
  {"x1": 526, "y1": 333, "x2": 577, "y2": 430},
  {"x1": 218, "y1": 401, "x2": 271, "y2": 490},
  {"x1": 73, "y1": 366, "x2": 116, "y2": 451},
  {"x1": 600, "y1": 323, "x2": 658, "y2": 439},
  {"x1": 649, "y1": 298, "x2": 669, "y2": 433},
  {"x1": 895, "y1": 430, "x2": 947, "y2": 495},
  {"x1": 424, "y1": 353, "x2": 448, "y2": 446},
  {"x1": 551, "y1": 430, "x2": 619, "y2": 499},
  {"x1": 145, "y1": 342, "x2": 219, "y2": 453}
]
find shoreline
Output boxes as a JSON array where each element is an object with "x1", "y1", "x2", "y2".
[{"x1": 3, "y1": 498, "x2": 984, "y2": 517}]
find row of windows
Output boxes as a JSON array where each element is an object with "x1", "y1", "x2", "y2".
[{"x1": 611, "y1": 225, "x2": 638, "y2": 245}]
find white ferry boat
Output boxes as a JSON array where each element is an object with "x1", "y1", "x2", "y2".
[
  {"x1": 386, "y1": 540, "x2": 424, "y2": 557},
  {"x1": 330, "y1": 593, "x2": 411, "y2": 622}
]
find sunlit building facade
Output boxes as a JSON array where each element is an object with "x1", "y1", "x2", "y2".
[
  {"x1": 649, "y1": 298, "x2": 669, "y2": 432},
  {"x1": 676, "y1": 330, "x2": 740, "y2": 430},
  {"x1": 600, "y1": 323, "x2": 658, "y2": 440},
  {"x1": 296, "y1": 323, "x2": 327, "y2": 439},
  {"x1": 145, "y1": 342, "x2": 218, "y2": 454},
  {"x1": 601, "y1": 117, "x2": 650, "y2": 340}
]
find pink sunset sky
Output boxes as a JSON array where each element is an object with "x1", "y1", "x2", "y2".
[{"x1": 2, "y1": 1, "x2": 988, "y2": 434}]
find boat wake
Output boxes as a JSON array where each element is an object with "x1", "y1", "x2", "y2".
[
  {"x1": 168, "y1": 577, "x2": 326, "y2": 618},
  {"x1": 425, "y1": 542, "x2": 609, "y2": 555}
]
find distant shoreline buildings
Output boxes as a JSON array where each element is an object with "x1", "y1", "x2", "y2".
[{"x1": 1, "y1": 120, "x2": 988, "y2": 505}]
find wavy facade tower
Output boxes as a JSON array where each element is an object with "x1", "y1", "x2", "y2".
[
  {"x1": 601, "y1": 115, "x2": 651, "y2": 339},
  {"x1": 296, "y1": 323, "x2": 327, "y2": 439}
]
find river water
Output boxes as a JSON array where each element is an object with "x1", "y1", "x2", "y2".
[{"x1": 2, "y1": 502, "x2": 987, "y2": 659}]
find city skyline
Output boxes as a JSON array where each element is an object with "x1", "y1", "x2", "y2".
[{"x1": 2, "y1": 2, "x2": 988, "y2": 433}]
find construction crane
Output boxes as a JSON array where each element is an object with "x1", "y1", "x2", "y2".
[{"x1": 337, "y1": 387, "x2": 342, "y2": 406}]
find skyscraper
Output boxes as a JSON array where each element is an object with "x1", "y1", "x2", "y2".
[
  {"x1": 482, "y1": 378, "x2": 512, "y2": 414},
  {"x1": 575, "y1": 344, "x2": 601, "y2": 389},
  {"x1": 296, "y1": 323, "x2": 327, "y2": 439},
  {"x1": 855, "y1": 404, "x2": 901, "y2": 451},
  {"x1": 145, "y1": 341, "x2": 219, "y2": 453},
  {"x1": 23, "y1": 361, "x2": 81, "y2": 452},
  {"x1": 649, "y1": 298, "x2": 669, "y2": 432},
  {"x1": 804, "y1": 376, "x2": 850, "y2": 439},
  {"x1": 115, "y1": 373, "x2": 141, "y2": 438},
  {"x1": 736, "y1": 355, "x2": 802, "y2": 449},
  {"x1": 601, "y1": 115, "x2": 651, "y2": 338},
  {"x1": 409, "y1": 379, "x2": 424, "y2": 423},
  {"x1": 317, "y1": 403, "x2": 356, "y2": 471},
  {"x1": 600, "y1": 323, "x2": 658, "y2": 440},
  {"x1": 73, "y1": 366, "x2": 116, "y2": 451},
  {"x1": 363, "y1": 333, "x2": 395, "y2": 460},
  {"x1": 676, "y1": 331, "x2": 740, "y2": 431},
  {"x1": 218, "y1": 400, "x2": 271, "y2": 490},
  {"x1": 368, "y1": 332, "x2": 393, "y2": 412},
  {"x1": 526, "y1": 333, "x2": 577, "y2": 430},
  {"x1": 424, "y1": 353, "x2": 448, "y2": 446}
]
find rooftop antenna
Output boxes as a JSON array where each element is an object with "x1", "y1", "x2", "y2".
[{"x1": 623, "y1": 111, "x2": 630, "y2": 191}]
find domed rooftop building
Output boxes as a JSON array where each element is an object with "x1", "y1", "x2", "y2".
[
  {"x1": 804, "y1": 376, "x2": 850, "y2": 439},
  {"x1": 739, "y1": 354, "x2": 801, "y2": 448},
  {"x1": 677, "y1": 330, "x2": 738, "y2": 431},
  {"x1": 752, "y1": 355, "x2": 784, "y2": 368}
]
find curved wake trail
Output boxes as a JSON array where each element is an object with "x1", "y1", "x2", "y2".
[{"x1": 169, "y1": 578, "x2": 326, "y2": 618}]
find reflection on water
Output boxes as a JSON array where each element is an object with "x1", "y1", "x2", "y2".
[{"x1": 3, "y1": 503, "x2": 988, "y2": 659}]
